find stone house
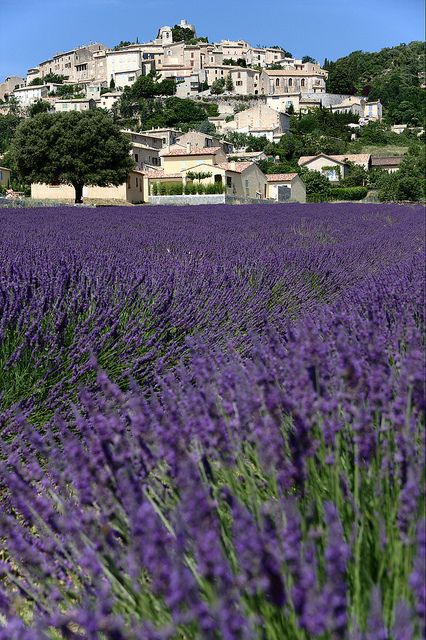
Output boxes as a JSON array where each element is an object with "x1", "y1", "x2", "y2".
[
  {"x1": 370, "y1": 156, "x2": 402, "y2": 173},
  {"x1": 12, "y1": 84, "x2": 62, "y2": 107},
  {"x1": 266, "y1": 173, "x2": 306, "y2": 202},
  {"x1": 298, "y1": 154, "x2": 349, "y2": 182},
  {"x1": 53, "y1": 98, "x2": 97, "y2": 112},
  {"x1": 298, "y1": 153, "x2": 372, "y2": 181},
  {"x1": 121, "y1": 130, "x2": 164, "y2": 170},
  {"x1": 232, "y1": 104, "x2": 290, "y2": 136},
  {"x1": 0, "y1": 76, "x2": 25, "y2": 101},
  {"x1": 28, "y1": 44, "x2": 107, "y2": 85},
  {"x1": 175, "y1": 131, "x2": 233, "y2": 154},
  {"x1": 98, "y1": 91, "x2": 122, "y2": 110},
  {"x1": 262, "y1": 67, "x2": 327, "y2": 96},
  {"x1": 0, "y1": 166, "x2": 11, "y2": 187},
  {"x1": 30, "y1": 170, "x2": 145, "y2": 203}
]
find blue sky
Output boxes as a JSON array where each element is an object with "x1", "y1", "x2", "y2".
[{"x1": 0, "y1": 0, "x2": 424, "y2": 80}]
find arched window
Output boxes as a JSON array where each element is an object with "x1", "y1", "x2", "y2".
[
  {"x1": 301, "y1": 79, "x2": 305, "y2": 87},
  {"x1": 276, "y1": 78, "x2": 280, "y2": 86},
  {"x1": 289, "y1": 78, "x2": 292, "y2": 86}
]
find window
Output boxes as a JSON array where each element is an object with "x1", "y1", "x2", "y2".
[
  {"x1": 136, "y1": 177, "x2": 139, "y2": 187},
  {"x1": 191, "y1": 52, "x2": 194, "y2": 58},
  {"x1": 226, "y1": 176, "x2": 232, "y2": 188},
  {"x1": 135, "y1": 153, "x2": 139, "y2": 162},
  {"x1": 236, "y1": 81, "x2": 243, "y2": 86},
  {"x1": 214, "y1": 174, "x2": 222, "y2": 183},
  {"x1": 237, "y1": 72, "x2": 241, "y2": 78},
  {"x1": 128, "y1": 76, "x2": 135, "y2": 81},
  {"x1": 289, "y1": 78, "x2": 292, "y2": 86},
  {"x1": 276, "y1": 78, "x2": 280, "y2": 86},
  {"x1": 301, "y1": 79, "x2": 305, "y2": 87},
  {"x1": 0, "y1": 171, "x2": 2, "y2": 180}
]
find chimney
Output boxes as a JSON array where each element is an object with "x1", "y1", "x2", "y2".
[{"x1": 186, "y1": 141, "x2": 192, "y2": 154}]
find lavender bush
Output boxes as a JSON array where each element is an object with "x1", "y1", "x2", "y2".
[{"x1": 0, "y1": 203, "x2": 424, "y2": 639}]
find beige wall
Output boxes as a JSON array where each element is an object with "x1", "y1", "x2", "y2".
[
  {"x1": 234, "y1": 104, "x2": 289, "y2": 133},
  {"x1": 301, "y1": 158, "x2": 346, "y2": 181},
  {"x1": 267, "y1": 177, "x2": 306, "y2": 202},
  {"x1": 0, "y1": 167, "x2": 11, "y2": 186},
  {"x1": 31, "y1": 172, "x2": 144, "y2": 203},
  {"x1": 162, "y1": 149, "x2": 226, "y2": 174},
  {"x1": 226, "y1": 164, "x2": 266, "y2": 199}
]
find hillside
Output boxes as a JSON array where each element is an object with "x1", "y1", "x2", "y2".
[{"x1": 324, "y1": 41, "x2": 425, "y2": 124}]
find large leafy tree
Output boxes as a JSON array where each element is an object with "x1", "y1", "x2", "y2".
[{"x1": 12, "y1": 110, "x2": 134, "y2": 203}]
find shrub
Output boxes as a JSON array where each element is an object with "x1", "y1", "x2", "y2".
[
  {"x1": 329, "y1": 186, "x2": 368, "y2": 201},
  {"x1": 184, "y1": 182, "x2": 195, "y2": 195},
  {"x1": 151, "y1": 182, "x2": 159, "y2": 196},
  {"x1": 159, "y1": 182, "x2": 168, "y2": 195}
]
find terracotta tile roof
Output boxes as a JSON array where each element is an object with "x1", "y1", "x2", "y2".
[
  {"x1": 266, "y1": 173, "x2": 298, "y2": 182},
  {"x1": 298, "y1": 154, "x2": 347, "y2": 166},
  {"x1": 298, "y1": 153, "x2": 371, "y2": 166},
  {"x1": 216, "y1": 162, "x2": 253, "y2": 173},
  {"x1": 138, "y1": 169, "x2": 182, "y2": 179},
  {"x1": 332, "y1": 154, "x2": 371, "y2": 164},
  {"x1": 371, "y1": 156, "x2": 403, "y2": 166},
  {"x1": 160, "y1": 146, "x2": 220, "y2": 157}
]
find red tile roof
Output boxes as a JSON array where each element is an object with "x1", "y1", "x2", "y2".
[
  {"x1": 160, "y1": 146, "x2": 220, "y2": 157},
  {"x1": 216, "y1": 162, "x2": 253, "y2": 173},
  {"x1": 266, "y1": 173, "x2": 298, "y2": 182},
  {"x1": 138, "y1": 169, "x2": 182, "y2": 179}
]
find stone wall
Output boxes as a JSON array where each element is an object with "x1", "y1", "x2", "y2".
[{"x1": 148, "y1": 194, "x2": 276, "y2": 206}]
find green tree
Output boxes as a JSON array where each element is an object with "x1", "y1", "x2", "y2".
[
  {"x1": 210, "y1": 78, "x2": 226, "y2": 95},
  {"x1": 0, "y1": 113, "x2": 22, "y2": 152},
  {"x1": 171, "y1": 24, "x2": 208, "y2": 44},
  {"x1": 29, "y1": 100, "x2": 51, "y2": 117},
  {"x1": 11, "y1": 110, "x2": 135, "y2": 203},
  {"x1": 109, "y1": 77, "x2": 116, "y2": 90},
  {"x1": 299, "y1": 168, "x2": 331, "y2": 199},
  {"x1": 302, "y1": 56, "x2": 317, "y2": 64},
  {"x1": 225, "y1": 74, "x2": 234, "y2": 92}
]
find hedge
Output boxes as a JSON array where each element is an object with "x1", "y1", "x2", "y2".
[{"x1": 308, "y1": 187, "x2": 368, "y2": 202}]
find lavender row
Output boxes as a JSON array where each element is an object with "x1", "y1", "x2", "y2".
[{"x1": 0, "y1": 203, "x2": 424, "y2": 638}]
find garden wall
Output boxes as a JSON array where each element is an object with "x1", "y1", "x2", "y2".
[{"x1": 148, "y1": 195, "x2": 277, "y2": 206}]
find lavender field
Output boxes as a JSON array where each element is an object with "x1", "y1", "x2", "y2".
[{"x1": 0, "y1": 203, "x2": 424, "y2": 640}]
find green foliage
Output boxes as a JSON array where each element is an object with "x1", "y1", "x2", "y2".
[
  {"x1": 225, "y1": 74, "x2": 234, "y2": 92},
  {"x1": 225, "y1": 132, "x2": 269, "y2": 151},
  {"x1": 186, "y1": 171, "x2": 213, "y2": 181},
  {"x1": 196, "y1": 120, "x2": 216, "y2": 134},
  {"x1": 118, "y1": 94, "x2": 216, "y2": 131},
  {"x1": 325, "y1": 41, "x2": 425, "y2": 125},
  {"x1": 302, "y1": 55, "x2": 317, "y2": 64},
  {"x1": 109, "y1": 77, "x2": 116, "y2": 90},
  {"x1": 11, "y1": 110, "x2": 135, "y2": 202},
  {"x1": 339, "y1": 161, "x2": 368, "y2": 187},
  {"x1": 127, "y1": 72, "x2": 175, "y2": 99},
  {"x1": 258, "y1": 159, "x2": 299, "y2": 174},
  {"x1": 210, "y1": 78, "x2": 226, "y2": 95},
  {"x1": 171, "y1": 24, "x2": 208, "y2": 45},
  {"x1": 376, "y1": 143, "x2": 425, "y2": 201},
  {"x1": 151, "y1": 182, "x2": 158, "y2": 195},
  {"x1": 299, "y1": 168, "x2": 331, "y2": 199},
  {"x1": 30, "y1": 73, "x2": 65, "y2": 85},
  {"x1": 53, "y1": 84, "x2": 84, "y2": 98},
  {"x1": 329, "y1": 186, "x2": 368, "y2": 200},
  {"x1": 28, "y1": 100, "x2": 51, "y2": 117},
  {"x1": 113, "y1": 40, "x2": 137, "y2": 50},
  {"x1": 0, "y1": 113, "x2": 22, "y2": 153},
  {"x1": 223, "y1": 58, "x2": 247, "y2": 68}
]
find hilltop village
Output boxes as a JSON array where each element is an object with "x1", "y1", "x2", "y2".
[{"x1": 0, "y1": 20, "x2": 423, "y2": 205}]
